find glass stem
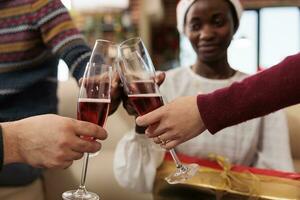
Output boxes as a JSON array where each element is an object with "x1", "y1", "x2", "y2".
[
  {"x1": 79, "y1": 153, "x2": 90, "y2": 189},
  {"x1": 169, "y1": 149, "x2": 183, "y2": 169}
]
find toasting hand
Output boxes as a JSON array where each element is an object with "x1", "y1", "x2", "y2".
[
  {"x1": 1, "y1": 114, "x2": 107, "y2": 169},
  {"x1": 136, "y1": 96, "x2": 206, "y2": 150}
]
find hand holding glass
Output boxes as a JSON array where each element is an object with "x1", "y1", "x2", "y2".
[
  {"x1": 62, "y1": 40, "x2": 116, "y2": 200},
  {"x1": 118, "y1": 37, "x2": 199, "y2": 184}
]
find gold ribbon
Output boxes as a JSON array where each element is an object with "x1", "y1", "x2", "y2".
[
  {"x1": 203, "y1": 154, "x2": 260, "y2": 200},
  {"x1": 153, "y1": 154, "x2": 300, "y2": 200}
]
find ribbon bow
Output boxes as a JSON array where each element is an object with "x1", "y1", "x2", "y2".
[{"x1": 206, "y1": 154, "x2": 260, "y2": 200}]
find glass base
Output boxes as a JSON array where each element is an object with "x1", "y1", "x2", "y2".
[
  {"x1": 165, "y1": 163, "x2": 199, "y2": 184},
  {"x1": 62, "y1": 189, "x2": 99, "y2": 200}
]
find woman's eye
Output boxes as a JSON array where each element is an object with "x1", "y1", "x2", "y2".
[
  {"x1": 190, "y1": 23, "x2": 201, "y2": 31},
  {"x1": 213, "y1": 17, "x2": 225, "y2": 27}
]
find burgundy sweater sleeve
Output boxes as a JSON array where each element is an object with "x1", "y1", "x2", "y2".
[{"x1": 197, "y1": 53, "x2": 300, "y2": 134}]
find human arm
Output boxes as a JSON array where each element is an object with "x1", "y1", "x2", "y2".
[
  {"x1": 254, "y1": 111, "x2": 294, "y2": 172},
  {"x1": 198, "y1": 53, "x2": 300, "y2": 133},
  {"x1": 38, "y1": 0, "x2": 91, "y2": 80},
  {"x1": 113, "y1": 129, "x2": 164, "y2": 192},
  {"x1": 37, "y1": 0, "x2": 123, "y2": 114},
  {"x1": 137, "y1": 53, "x2": 300, "y2": 149},
  {"x1": 0, "y1": 114, "x2": 107, "y2": 169}
]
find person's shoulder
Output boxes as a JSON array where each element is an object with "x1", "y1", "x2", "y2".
[
  {"x1": 232, "y1": 70, "x2": 250, "y2": 81},
  {"x1": 165, "y1": 66, "x2": 190, "y2": 77},
  {"x1": 159, "y1": 66, "x2": 190, "y2": 89}
]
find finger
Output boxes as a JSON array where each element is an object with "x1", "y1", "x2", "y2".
[
  {"x1": 109, "y1": 76, "x2": 123, "y2": 115},
  {"x1": 136, "y1": 107, "x2": 164, "y2": 126},
  {"x1": 72, "y1": 139, "x2": 102, "y2": 153},
  {"x1": 145, "y1": 121, "x2": 179, "y2": 141},
  {"x1": 50, "y1": 160, "x2": 73, "y2": 169},
  {"x1": 123, "y1": 102, "x2": 136, "y2": 115},
  {"x1": 70, "y1": 151, "x2": 84, "y2": 161},
  {"x1": 161, "y1": 140, "x2": 179, "y2": 150},
  {"x1": 145, "y1": 123, "x2": 166, "y2": 138},
  {"x1": 111, "y1": 84, "x2": 121, "y2": 97},
  {"x1": 155, "y1": 72, "x2": 166, "y2": 86},
  {"x1": 111, "y1": 74, "x2": 121, "y2": 96},
  {"x1": 63, "y1": 150, "x2": 84, "y2": 162},
  {"x1": 74, "y1": 120, "x2": 108, "y2": 140},
  {"x1": 122, "y1": 96, "x2": 138, "y2": 116},
  {"x1": 61, "y1": 161, "x2": 73, "y2": 169},
  {"x1": 152, "y1": 136, "x2": 162, "y2": 144},
  {"x1": 109, "y1": 85, "x2": 122, "y2": 115},
  {"x1": 150, "y1": 132, "x2": 176, "y2": 146},
  {"x1": 111, "y1": 73, "x2": 121, "y2": 87}
]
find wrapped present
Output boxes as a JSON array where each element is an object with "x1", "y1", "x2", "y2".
[{"x1": 153, "y1": 153, "x2": 300, "y2": 200}]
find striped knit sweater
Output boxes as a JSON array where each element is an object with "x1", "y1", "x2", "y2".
[
  {"x1": 0, "y1": 0, "x2": 91, "y2": 186},
  {"x1": 0, "y1": 0, "x2": 91, "y2": 120}
]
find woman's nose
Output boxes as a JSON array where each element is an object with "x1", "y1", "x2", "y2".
[{"x1": 199, "y1": 25, "x2": 215, "y2": 40}]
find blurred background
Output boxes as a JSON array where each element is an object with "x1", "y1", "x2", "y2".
[
  {"x1": 58, "y1": 0, "x2": 300, "y2": 81},
  {"x1": 45, "y1": 1, "x2": 300, "y2": 200}
]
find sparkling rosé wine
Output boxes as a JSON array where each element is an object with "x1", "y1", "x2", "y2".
[
  {"x1": 128, "y1": 93, "x2": 163, "y2": 116},
  {"x1": 128, "y1": 80, "x2": 157, "y2": 94},
  {"x1": 78, "y1": 98, "x2": 111, "y2": 127}
]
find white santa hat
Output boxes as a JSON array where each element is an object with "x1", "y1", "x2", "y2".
[{"x1": 176, "y1": 0, "x2": 243, "y2": 35}]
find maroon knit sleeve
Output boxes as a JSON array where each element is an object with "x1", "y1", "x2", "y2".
[{"x1": 197, "y1": 53, "x2": 300, "y2": 134}]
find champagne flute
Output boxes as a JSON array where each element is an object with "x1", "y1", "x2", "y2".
[
  {"x1": 117, "y1": 37, "x2": 199, "y2": 184},
  {"x1": 62, "y1": 40, "x2": 116, "y2": 200}
]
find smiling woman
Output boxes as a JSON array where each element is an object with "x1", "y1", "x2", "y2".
[
  {"x1": 183, "y1": 0, "x2": 240, "y2": 71},
  {"x1": 181, "y1": 5, "x2": 300, "y2": 74}
]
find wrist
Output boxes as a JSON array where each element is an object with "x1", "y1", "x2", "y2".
[{"x1": 1, "y1": 122, "x2": 24, "y2": 165}]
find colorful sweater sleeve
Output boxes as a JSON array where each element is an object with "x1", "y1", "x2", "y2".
[
  {"x1": 36, "y1": 0, "x2": 91, "y2": 80},
  {"x1": 197, "y1": 53, "x2": 300, "y2": 134}
]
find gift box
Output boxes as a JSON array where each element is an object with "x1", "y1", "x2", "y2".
[{"x1": 153, "y1": 153, "x2": 300, "y2": 200}]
